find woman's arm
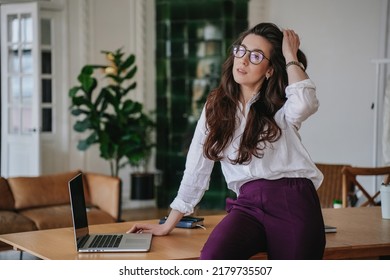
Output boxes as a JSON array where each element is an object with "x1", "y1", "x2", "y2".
[
  {"x1": 127, "y1": 209, "x2": 184, "y2": 236},
  {"x1": 282, "y1": 29, "x2": 309, "y2": 84},
  {"x1": 280, "y1": 29, "x2": 319, "y2": 129}
]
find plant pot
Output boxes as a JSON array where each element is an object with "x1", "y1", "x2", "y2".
[{"x1": 131, "y1": 173, "x2": 154, "y2": 200}]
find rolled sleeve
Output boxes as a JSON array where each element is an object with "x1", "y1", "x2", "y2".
[{"x1": 284, "y1": 79, "x2": 319, "y2": 129}]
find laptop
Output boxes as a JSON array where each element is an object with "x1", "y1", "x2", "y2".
[{"x1": 68, "y1": 173, "x2": 152, "y2": 253}]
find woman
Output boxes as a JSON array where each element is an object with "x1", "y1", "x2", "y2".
[{"x1": 128, "y1": 22, "x2": 326, "y2": 260}]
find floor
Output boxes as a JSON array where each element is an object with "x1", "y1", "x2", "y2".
[{"x1": 0, "y1": 207, "x2": 226, "y2": 260}]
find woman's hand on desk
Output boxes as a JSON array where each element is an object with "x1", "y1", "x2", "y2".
[
  {"x1": 127, "y1": 223, "x2": 171, "y2": 236},
  {"x1": 126, "y1": 209, "x2": 184, "y2": 236}
]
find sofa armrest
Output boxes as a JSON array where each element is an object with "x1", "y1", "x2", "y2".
[{"x1": 84, "y1": 173, "x2": 122, "y2": 222}]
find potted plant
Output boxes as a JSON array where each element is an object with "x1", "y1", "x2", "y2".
[{"x1": 69, "y1": 48, "x2": 155, "y2": 199}]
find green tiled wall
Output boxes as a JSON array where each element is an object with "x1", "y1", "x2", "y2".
[{"x1": 156, "y1": 0, "x2": 248, "y2": 209}]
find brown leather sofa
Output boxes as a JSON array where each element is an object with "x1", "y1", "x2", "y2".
[{"x1": 0, "y1": 170, "x2": 122, "y2": 251}]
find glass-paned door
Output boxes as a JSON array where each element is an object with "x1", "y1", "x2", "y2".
[{"x1": 1, "y1": 3, "x2": 41, "y2": 177}]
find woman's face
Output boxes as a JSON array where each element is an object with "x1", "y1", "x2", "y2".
[{"x1": 232, "y1": 34, "x2": 273, "y2": 94}]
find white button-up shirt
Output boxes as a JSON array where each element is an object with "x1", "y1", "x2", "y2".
[{"x1": 170, "y1": 79, "x2": 323, "y2": 215}]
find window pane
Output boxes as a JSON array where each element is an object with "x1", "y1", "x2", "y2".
[
  {"x1": 41, "y1": 18, "x2": 51, "y2": 45},
  {"x1": 42, "y1": 108, "x2": 52, "y2": 132},
  {"x1": 42, "y1": 79, "x2": 52, "y2": 103},
  {"x1": 21, "y1": 45, "x2": 33, "y2": 73},
  {"x1": 22, "y1": 76, "x2": 33, "y2": 102},
  {"x1": 7, "y1": 14, "x2": 19, "y2": 43},
  {"x1": 9, "y1": 107, "x2": 21, "y2": 134},
  {"x1": 20, "y1": 14, "x2": 32, "y2": 43},
  {"x1": 41, "y1": 50, "x2": 52, "y2": 74},
  {"x1": 21, "y1": 107, "x2": 33, "y2": 134},
  {"x1": 9, "y1": 77, "x2": 20, "y2": 103},
  {"x1": 8, "y1": 46, "x2": 19, "y2": 72}
]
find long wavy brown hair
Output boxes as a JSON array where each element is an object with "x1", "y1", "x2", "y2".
[{"x1": 203, "y1": 22, "x2": 307, "y2": 164}]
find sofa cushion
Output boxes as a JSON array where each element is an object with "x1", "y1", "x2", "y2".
[
  {"x1": 0, "y1": 210, "x2": 37, "y2": 234},
  {"x1": 0, "y1": 178, "x2": 14, "y2": 210},
  {"x1": 19, "y1": 205, "x2": 74, "y2": 230},
  {"x1": 20, "y1": 205, "x2": 115, "y2": 230},
  {"x1": 7, "y1": 170, "x2": 82, "y2": 210}
]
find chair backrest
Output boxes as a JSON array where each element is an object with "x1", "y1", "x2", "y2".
[
  {"x1": 341, "y1": 166, "x2": 390, "y2": 207},
  {"x1": 316, "y1": 163, "x2": 350, "y2": 208}
]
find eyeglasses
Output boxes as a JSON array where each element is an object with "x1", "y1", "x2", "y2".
[{"x1": 232, "y1": 44, "x2": 269, "y2": 65}]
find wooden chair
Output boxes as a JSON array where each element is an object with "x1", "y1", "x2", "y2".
[
  {"x1": 316, "y1": 163, "x2": 350, "y2": 208},
  {"x1": 341, "y1": 166, "x2": 390, "y2": 207}
]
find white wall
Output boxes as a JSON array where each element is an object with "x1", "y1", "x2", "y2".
[{"x1": 249, "y1": 0, "x2": 386, "y2": 168}]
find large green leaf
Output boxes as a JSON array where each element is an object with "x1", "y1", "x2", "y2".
[
  {"x1": 77, "y1": 140, "x2": 89, "y2": 151},
  {"x1": 121, "y1": 54, "x2": 135, "y2": 69},
  {"x1": 78, "y1": 74, "x2": 96, "y2": 94},
  {"x1": 69, "y1": 86, "x2": 80, "y2": 98},
  {"x1": 71, "y1": 95, "x2": 91, "y2": 107},
  {"x1": 124, "y1": 100, "x2": 143, "y2": 114},
  {"x1": 74, "y1": 118, "x2": 91, "y2": 132},
  {"x1": 70, "y1": 108, "x2": 87, "y2": 116},
  {"x1": 122, "y1": 100, "x2": 137, "y2": 113},
  {"x1": 81, "y1": 65, "x2": 94, "y2": 75},
  {"x1": 124, "y1": 82, "x2": 137, "y2": 94},
  {"x1": 77, "y1": 132, "x2": 97, "y2": 151},
  {"x1": 124, "y1": 66, "x2": 137, "y2": 80}
]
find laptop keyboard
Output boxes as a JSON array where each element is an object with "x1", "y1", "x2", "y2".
[{"x1": 89, "y1": 234, "x2": 123, "y2": 248}]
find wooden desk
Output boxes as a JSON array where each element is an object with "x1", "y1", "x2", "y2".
[{"x1": 1, "y1": 207, "x2": 389, "y2": 260}]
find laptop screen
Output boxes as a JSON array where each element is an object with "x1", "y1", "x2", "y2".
[
  {"x1": 68, "y1": 173, "x2": 90, "y2": 239},
  {"x1": 68, "y1": 172, "x2": 153, "y2": 252}
]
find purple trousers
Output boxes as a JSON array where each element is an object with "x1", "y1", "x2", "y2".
[{"x1": 200, "y1": 178, "x2": 326, "y2": 260}]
